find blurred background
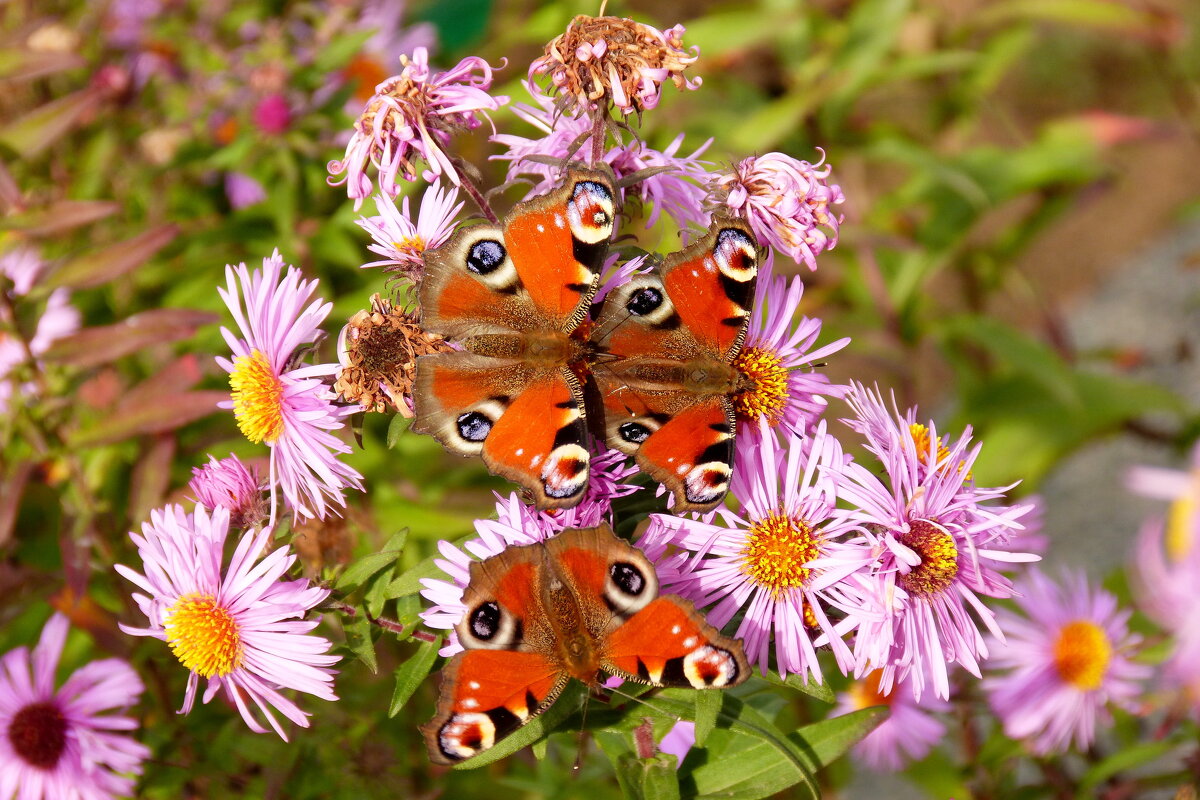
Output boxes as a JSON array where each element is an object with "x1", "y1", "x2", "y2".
[{"x1": 2, "y1": 0, "x2": 1198, "y2": 797}]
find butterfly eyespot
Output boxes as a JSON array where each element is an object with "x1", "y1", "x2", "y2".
[
  {"x1": 466, "y1": 240, "x2": 507, "y2": 275},
  {"x1": 626, "y1": 287, "x2": 664, "y2": 316},
  {"x1": 618, "y1": 421, "x2": 652, "y2": 444},
  {"x1": 610, "y1": 562, "x2": 645, "y2": 596},
  {"x1": 603, "y1": 556, "x2": 658, "y2": 615},
  {"x1": 456, "y1": 411, "x2": 493, "y2": 443},
  {"x1": 567, "y1": 181, "x2": 615, "y2": 245},
  {"x1": 469, "y1": 601, "x2": 502, "y2": 640},
  {"x1": 714, "y1": 228, "x2": 758, "y2": 282},
  {"x1": 683, "y1": 645, "x2": 741, "y2": 688}
]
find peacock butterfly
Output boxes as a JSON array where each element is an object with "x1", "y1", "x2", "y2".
[
  {"x1": 422, "y1": 524, "x2": 748, "y2": 764},
  {"x1": 592, "y1": 218, "x2": 762, "y2": 513},
  {"x1": 411, "y1": 167, "x2": 617, "y2": 509}
]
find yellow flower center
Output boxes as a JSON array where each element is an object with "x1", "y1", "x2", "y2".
[
  {"x1": 740, "y1": 510, "x2": 820, "y2": 599},
  {"x1": 1052, "y1": 620, "x2": 1111, "y2": 690},
  {"x1": 848, "y1": 670, "x2": 893, "y2": 710},
  {"x1": 392, "y1": 234, "x2": 427, "y2": 255},
  {"x1": 164, "y1": 594, "x2": 243, "y2": 678},
  {"x1": 733, "y1": 346, "x2": 789, "y2": 426},
  {"x1": 1167, "y1": 491, "x2": 1198, "y2": 562},
  {"x1": 910, "y1": 423, "x2": 972, "y2": 481},
  {"x1": 229, "y1": 350, "x2": 284, "y2": 444},
  {"x1": 896, "y1": 519, "x2": 959, "y2": 596}
]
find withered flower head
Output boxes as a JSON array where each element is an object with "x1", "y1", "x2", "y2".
[
  {"x1": 334, "y1": 294, "x2": 452, "y2": 414},
  {"x1": 529, "y1": 15, "x2": 701, "y2": 117}
]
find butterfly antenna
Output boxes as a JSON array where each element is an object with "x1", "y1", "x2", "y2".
[{"x1": 573, "y1": 697, "x2": 591, "y2": 774}]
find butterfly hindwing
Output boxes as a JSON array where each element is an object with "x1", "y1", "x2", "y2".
[
  {"x1": 602, "y1": 595, "x2": 749, "y2": 689},
  {"x1": 422, "y1": 650, "x2": 568, "y2": 765}
]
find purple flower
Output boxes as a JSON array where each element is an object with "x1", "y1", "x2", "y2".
[
  {"x1": 984, "y1": 569, "x2": 1148, "y2": 755},
  {"x1": 189, "y1": 453, "x2": 267, "y2": 530},
  {"x1": 252, "y1": 93, "x2": 291, "y2": 135},
  {"x1": 224, "y1": 172, "x2": 267, "y2": 210},
  {"x1": 116, "y1": 505, "x2": 338, "y2": 740},
  {"x1": 1127, "y1": 441, "x2": 1200, "y2": 560},
  {"x1": 0, "y1": 613, "x2": 149, "y2": 799},
  {"x1": 327, "y1": 47, "x2": 507, "y2": 209},
  {"x1": 733, "y1": 273, "x2": 849, "y2": 456},
  {"x1": 217, "y1": 251, "x2": 364, "y2": 523},
  {"x1": 356, "y1": 181, "x2": 463, "y2": 282},
  {"x1": 1132, "y1": 517, "x2": 1200, "y2": 712},
  {"x1": 832, "y1": 671, "x2": 948, "y2": 771},
  {"x1": 637, "y1": 423, "x2": 878, "y2": 681},
  {"x1": 838, "y1": 383, "x2": 1039, "y2": 701},
  {"x1": 492, "y1": 91, "x2": 711, "y2": 230},
  {"x1": 529, "y1": 16, "x2": 701, "y2": 117},
  {"x1": 711, "y1": 152, "x2": 844, "y2": 273}
]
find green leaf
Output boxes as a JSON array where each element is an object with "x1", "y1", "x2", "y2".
[
  {"x1": 415, "y1": 0, "x2": 493, "y2": 55},
  {"x1": 386, "y1": 414, "x2": 411, "y2": 449},
  {"x1": 335, "y1": 529, "x2": 409, "y2": 591},
  {"x1": 615, "y1": 752, "x2": 680, "y2": 800},
  {"x1": 693, "y1": 690, "x2": 720, "y2": 748},
  {"x1": 760, "y1": 671, "x2": 836, "y2": 704},
  {"x1": 0, "y1": 89, "x2": 101, "y2": 158},
  {"x1": 388, "y1": 637, "x2": 442, "y2": 717},
  {"x1": 312, "y1": 28, "x2": 375, "y2": 72},
  {"x1": 1075, "y1": 740, "x2": 1176, "y2": 800},
  {"x1": 787, "y1": 708, "x2": 888, "y2": 772},
  {"x1": 343, "y1": 615, "x2": 378, "y2": 674},
  {"x1": 531, "y1": 738, "x2": 549, "y2": 760}
]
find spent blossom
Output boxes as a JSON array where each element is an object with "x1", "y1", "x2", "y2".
[
  {"x1": 116, "y1": 505, "x2": 338, "y2": 740},
  {"x1": 0, "y1": 613, "x2": 149, "y2": 799},
  {"x1": 327, "y1": 47, "x2": 507, "y2": 208},
  {"x1": 711, "y1": 151, "x2": 844, "y2": 272},
  {"x1": 529, "y1": 15, "x2": 701, "y2": 117}
]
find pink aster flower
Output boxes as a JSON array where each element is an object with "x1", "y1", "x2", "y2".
[
  {"x1": 838, "y1": 383, "x2": 1039, "y2": 701},
  {"x1": 1132, "y1": 517, "x2": 1200, "y2": 712},
  {"x1": 116, "y1": 504, "x2": 338, "y2": 741},
  {"x1": 833, "y1": 671, "x2": 948, "y2": 772},
  {"x1": 637, "y1": 422, "x2": 879, "y2": 681},
  {"x1": 529, "y1": 16, "x2": 700, "y2": 117},
  {"x1": 189, "y1": 453, "x2": 267, "y2": 530},
  {"x1": 1127, "y1": 441, "x2": 1200, "y2": 560},
  {"x1": 492, "y1": 91, "x2": 711, "y2": 229},
  {"x1": 0, "y1": 613, "x2": 149, "y2": 800},
  {"x1": 710, "y1": 151, "x2": 844, "y2": 273},
  {"x1": 732, "y1": 273, "x2": 849, "y2": 458},
  {"x1": 224, "y1": 172, "x2": 267, "y2": 210},
  {"x1": 419, "y1": 499, "x2": 551, "y2": 657},
  {"x1": 1, "y1": 248, "x2": 81, "y2": 406},
  {"x1": 355, "y1": 180, "x2": 463, "y2": 282},
  {"x1": 501, "y1": 446, "x2": 642, "y2": 536},
  {"x1": 217, "y1": 251, "x2": 364, "y2": 524},
  {"x1": 327, "y1": 47, "x2": 507, "y2": 208},
  {"x1": 984, "y1": 569, "x2": 1147, "y2": 755}
]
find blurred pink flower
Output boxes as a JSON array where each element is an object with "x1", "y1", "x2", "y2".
[
  {"x1": 328, "y1": 47, "x2": 507, "y2": 209},
  {"x1": 1, "y1": 247, "x2": 80, "y2": 406},
  {"x1": 252, "y1": 93, "x2": 291, "y2": 135},
  {"x1": 984, "y1": 569, "x2": 1147, "y2": 755},
  {"x1": 1132, "y1": 517, "x2": 1200, "y2": 712},
  {"x1": 711, "y1": 152, "x2": 844, "y2": 273},
  {"x1": 0, "y1": 613, "x2": 149, "y2": 799},
  {"x1": 224, "y1": 172, "x2": 267, "y2": 209},
  {"x1": 1127, "y1": 442, "x2": 1200, "y2": 560},
  {"x1": 833, "y1": 671, "x2": 948, "y2": 771},
  {"x1": 117, "y1": 505, "x2": 338, "y2": 741}
]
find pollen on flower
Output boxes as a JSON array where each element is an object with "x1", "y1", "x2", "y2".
[
  {"x1": 8, "y1": 701, "x2": 67, "y2": 769},
  {"x1": 1166, "y1": 492, "x2": 1197, "y2": 562},
  {"x1": 1053, "y1": 620, "x2": 1112, "y2": 690},
  {"x1": 740, "y1": 510, "x2": 820, "y2": 599},
  {"x1": 897, "y1": 519, "x2": 959, "y2": 596},
  {"x1": 392, "y1": 234, "x2": 427, "y2": 258},
  {"x1": 229, "y1": 350, "x2": 285, "y2": 444},
  {"x1": 164, "y1": 594, "x2": 243, "y2": 678},
  {"x1": 733, "y1": 346, "x2": 789, "y2": 425},
  {"x1": 910, "y1": 423, "x2": 972, "y2": 480}
]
